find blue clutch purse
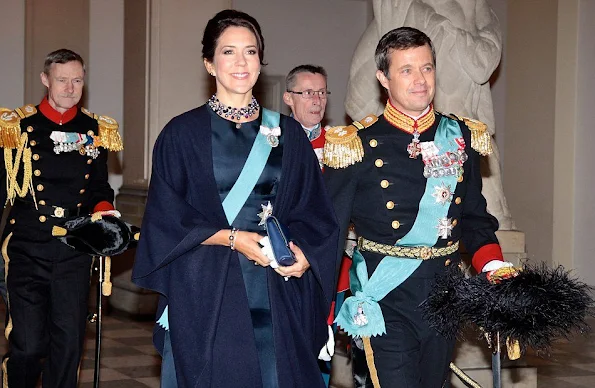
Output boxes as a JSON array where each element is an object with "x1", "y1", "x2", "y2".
[{"x1": 265, "y1": 216, "x2": 296, "y2": 266}]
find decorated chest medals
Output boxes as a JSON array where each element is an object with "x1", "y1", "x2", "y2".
[
  {"x1": 50, "y1": 131, "x2": 101, "y2": 159},
  {"x1": 420, "y1": 138, "x2": 467, "y2": 179},
  {"x1": 383, "y1": 102, "x2": 467, "y2": 180}
]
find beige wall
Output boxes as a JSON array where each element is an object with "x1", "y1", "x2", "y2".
[
  {"x1": 24, "y1": 0, "x2": 90, "y2": 104},
  {"x1": 232, "y1": 0, "x2": 370, "y2": 126},
  {"x1": 504, "y1": 0, "x2": 558, "y2": 265},
  {"x1": 574, "y1": 0, "x2": 595, "y2": 284},
  {"x1": 0, "y1": 2, "x2": 25, "y2": 108},
  {"x1": 89, "y1": 0, "x2": 125, "y2": 194}
]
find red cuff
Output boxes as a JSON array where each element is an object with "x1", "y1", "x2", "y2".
[
  {"x1": 472, "y1": 243, "x2": 503, "y2": 272},
  {"x1": 93, "y1": 201, "x2": 115, "y2": 212}
]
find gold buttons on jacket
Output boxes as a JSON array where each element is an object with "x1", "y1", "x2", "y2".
[
  {"x1": 452, "y1": 219, "x2": 458, "y2": 227},
  {"x1": 36, "y1": 184, "x2": 44, "y2": 191},
  {"x1": 87, "y1": 159, "x2": 93, "y2": 165},
  {"x1": 33, "y1": 154, "x2": 40, "y2": 161},
  {"x1": 455, "y1": 197, "x2": 462, "y2": 205},
  {"x1": 34, "y1": 169, "x2": 41, "y2": 177},
  {"x1": 30, "y1": 140, "x2": 37, "y2": 146},
  {"x1": 39, "y1": 215, "x2": 46, "y2": 223},
  {"x1": 84, "y1": 174, "x2": 90, "y2": 179},
  {"x1": 457, "y1": 175, "x2": 464, "y2": 183},
  {"x1": 77, "y1": 203, "x2": 82, "y2": 208},
  {"x1": 39, "y1": 200, "x2": 46, "y2": 206},
  {"x1": 380, "y1": 180, "x2": 389, "y2": 188},
  {"x1": 447, "y1": 241, "x2": 453, "y2": 246},
  {"x1": 369, "y1": 139, "x2": 378, "y2": 148},
  {"x1": 386, "y1": 201, "x2": 395, "y2": 209},
  {"x1": 79, "y1": 189, "x2": 86, "y2": 194},
  {"x1": 27, "y1": 126, "x2": 34, "y2": 133},
  {"x1": 9, "y1": 219, "x2": 15, "y2": 225},
  {"x1": 375, "y1": 159, "x2": 384, "y2": 168},
  {"x1": 445, "y1": 259, "x2": 451, "y2": 266},
  {"x1": 87, "y1": 130, "x2": 95, "y2": 136},
  {"x1": 391, "y1": 220, "x2": 400, "y2": 229}
]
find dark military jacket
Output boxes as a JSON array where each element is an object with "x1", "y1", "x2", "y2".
[
  {"x1": 324, "y1": 107, "x2": 501, "y2": 276},
  {"x1": 0, "y1": 100, "x2": 121, "y2": 233}
]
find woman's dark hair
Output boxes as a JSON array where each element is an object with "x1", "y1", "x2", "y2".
[
  {"x1": 202, "y1": 9, "x2": 266, "y2": 66},
  {"x1": 375, "y1": 27, "x2": 435, "y2": 78}
]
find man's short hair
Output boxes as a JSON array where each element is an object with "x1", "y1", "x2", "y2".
[
  {"x1": 43, "y1": 49, "x2": 86, "y2": 75},
  {"x1": 286, "y1": 64, "x2": 328, "y2": 91},
  {"x1": 375, "y1": 27, "x2": 435, "y2": 78}
]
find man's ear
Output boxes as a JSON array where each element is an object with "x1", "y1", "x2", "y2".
[
  {"x1": 40, "y1": 72, "x2": 49, "y2": 88},
  {"x1": 376, "y1": 70, "x2": 389, "y2": 90},
  {"x1": 283, "y1": 92, "x2": 293, "y2": 107}
]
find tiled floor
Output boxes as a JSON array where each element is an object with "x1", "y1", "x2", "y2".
[{"x1": 0, "y1": 302, "x2": 593, "y2": 387}]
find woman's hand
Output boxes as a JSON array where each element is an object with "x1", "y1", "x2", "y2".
[
  {"x1": 274, "y1": 242, "x2": 310, "y2": 279},
  {"x1": 233, "y1": 231, "x2": 271, "y2": 267},
  {"x1": 202, "y1": 229, "x2": 270, "y2": 266}
]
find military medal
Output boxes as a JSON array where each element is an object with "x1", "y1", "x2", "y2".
[
  {"x1": 353, "y1": 302, "x2": 368, "y2": 327},
  {"x1": 407, "y1": 131, "x2": 421, "y2": 159},
  {"x1": 51, "y1": 131, "x2": 102, "y2": 159},
  {"x1": 259, "y1": 125, "x2": 281, "y2": 148},
  {"x1": 436, "y1": 217, "x2": 454, "y2": 239},
  {"x1": 432, "y1": 183, "x2": 453, "y2": 206},
  {"x1": 257, "y1": 201, "x2": 274, "y2": 226}
]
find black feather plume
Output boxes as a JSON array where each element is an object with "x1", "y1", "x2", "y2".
[{"x1": 422, "y1": 263, "x2": 594, "y2": 353}]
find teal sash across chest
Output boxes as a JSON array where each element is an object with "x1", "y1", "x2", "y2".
[
  {"x1": 157, "y1": 108, "x2": 281, "y2": 330},
  {"x1": 335, "y1": 116, "x2": 463, "y2": 337}
]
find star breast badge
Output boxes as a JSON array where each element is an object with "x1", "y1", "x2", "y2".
[
  {"x1": 257, "y1": 201, "x2": 274, "y2": 226},
  {"x1": 432, "y1": 183, "x2": 453, "y2": 206}
]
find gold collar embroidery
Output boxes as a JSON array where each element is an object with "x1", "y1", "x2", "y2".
[{"x1": 383, "y1": 101, "x2": 435, "y2": 134}]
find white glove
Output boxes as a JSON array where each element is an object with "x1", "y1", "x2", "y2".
[
  {"x1": 318, "y1": 325, "x2": 335, "y2": 361},
  {"x1": 481, "y1": 260, "x2": 514, "y2": 273},
  {"x1": 259, "y1": 236, "x2": 277, "y2": 268}
]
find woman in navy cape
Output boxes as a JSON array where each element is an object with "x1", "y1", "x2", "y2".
[{"x1": 132, "y1": 10, "x2": 339, "y2": 388}]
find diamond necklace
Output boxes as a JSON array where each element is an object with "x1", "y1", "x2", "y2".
[{"x1": 208, "y1": 95, "x2": 260, "y2": 121}]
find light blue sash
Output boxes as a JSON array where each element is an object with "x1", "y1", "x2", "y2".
[
  {"x1": 335, "y1": 117, "x2": 463, "y2": 337},
  {"x1": 157, "y1": 108, "x2": 281, "y2": 331}
]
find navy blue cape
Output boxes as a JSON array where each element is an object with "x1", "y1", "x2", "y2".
[{"x1": 132, "y1": 105, "x2": 339, "y2": 388}]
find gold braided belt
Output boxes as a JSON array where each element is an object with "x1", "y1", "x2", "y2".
[{"x1": 357, "y1": 237, "x2": 460, "y2": 260}]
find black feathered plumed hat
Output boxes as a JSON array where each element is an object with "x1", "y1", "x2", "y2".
[
  {"x1": 422, "y1": 263, "x2": 594, "y2": 356},
  {"x1": 52, "y1": 215, "x2": 140, "y2": 257}
]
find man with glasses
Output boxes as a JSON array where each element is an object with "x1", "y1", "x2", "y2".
[{"x1": 284, "y1": 65, "x2": 330, "y2": 168}]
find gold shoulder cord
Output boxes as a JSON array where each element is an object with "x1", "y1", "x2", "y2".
[
  {"x1": 323, "y1": 114, "x2": 378, "y2": 169},
  {"x1": 4, "y1": 133, "x2": 36, "y2": 207},
  {"x1": 0, "y1": 107, "x2": 36, "y2": 207}
]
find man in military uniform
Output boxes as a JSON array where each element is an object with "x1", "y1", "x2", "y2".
[
  {"x1": 0, "y1": 48, "x2": 122, "y2": 388},
  {"x1": 324, "y1": 28, "x2": 509, "y2": 387},
  {"x1": 283, "y1": 64, "x2": 330, "y2": 169}
]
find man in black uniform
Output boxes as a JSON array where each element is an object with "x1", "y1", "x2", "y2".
[
  {"x1": 0, "y1": 49, "x2": 122, "y2": 388},
  {"x1": 324, "y1": 28, "x2": 509, "y2": 387}
]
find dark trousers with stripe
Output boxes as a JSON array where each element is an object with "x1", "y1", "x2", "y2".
[
  {"x1": 2, "y1": 229, "x2": 92, "y2": 388},
  {"x1": 362, "y1": 256, "x2": 456, "y2": 388}
]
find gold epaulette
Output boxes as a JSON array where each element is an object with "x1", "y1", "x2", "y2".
[
  {"x1": 82, "y1": 108, "x2": 123, "y2": 152},
  {"x1": 0, "y1": 105, "x2": 35, "y2": 149},
  {"x1": 323, "y1": 114, "x2": 378, "y2": 169},
  {"x1": 447, "y1": 113, "x2": 493, "y2": 156}
]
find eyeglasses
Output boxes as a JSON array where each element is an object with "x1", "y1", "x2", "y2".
[{"x1": 286, "y1": 89, "x2": 331, "y2": 99}]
